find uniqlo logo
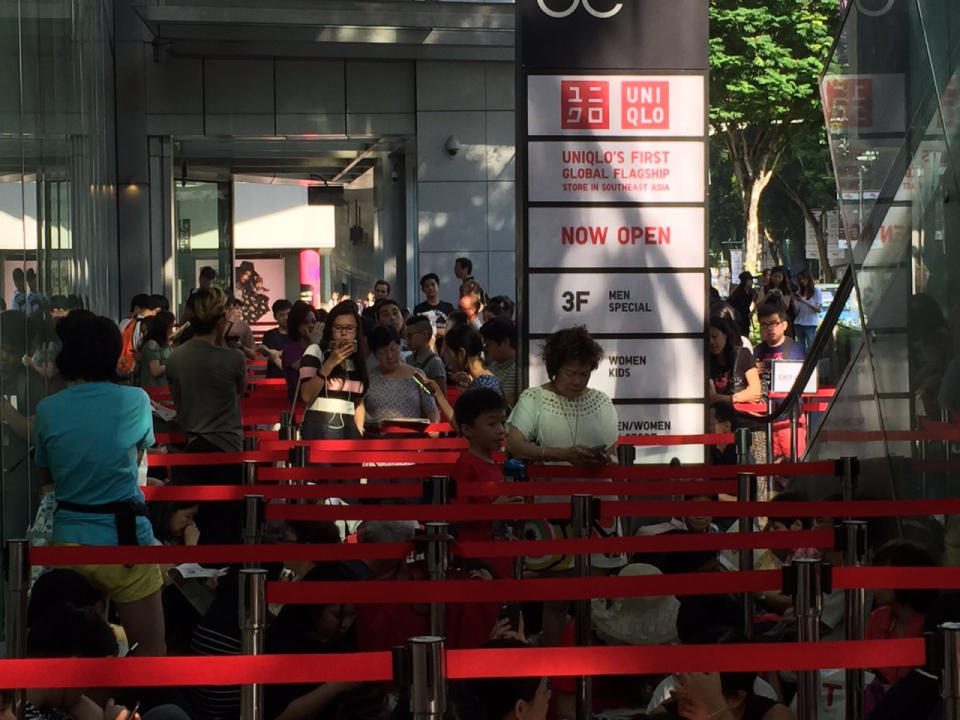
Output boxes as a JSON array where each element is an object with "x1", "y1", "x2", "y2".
[
  {"x1": 621, "y1": 81, "x2": 670, "y2": 130},
  {"x1": 561, "y1": 81, "x2": 610, "y2": 130}
]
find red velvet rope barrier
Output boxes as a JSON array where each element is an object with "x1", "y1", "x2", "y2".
[
  {"x1": 821, "y1": 428, "x2": 960, "y2": 443},
  {"x1": 266, "y1": 502, "x2": 572, "y2": 523},
  {"x1": 460, "y1": 479, "x2": 738, "y2": 497},
  {"x1": 259, "y1": 438, "x2": 468, "y2": 451},
  {"x1": 523, "y1": 460, "x2": 837, "y2": 480},
  {"x1": 258, "y1": 465, "x2": 455, "y2": 481},
  {"x1": 620, "y1": 433, "x2": 734, "y2": 446},
  {"x1": 306, "y1": 451, "x2": 463, "y2": 464},
  {"x1": 142, "y1": 483, "x2": 424, "y2": 501},
  {"x1": 30, "y1": 529, "x2": 832, "y2": 567},
  {"x1": 268, "y1": 570, "x2": 782, "y2": 604},
  {"x1": 0, "y1": 639, "x2": 922, "y2": 688},
  {"x1": 454, "y1": 529, "x2": 834, "y2": 559},
  {"x1": 146, "y1": 451, "x2": 288, "y2": 467},
  {"x1": 835, "y1": 566, "x2": 960, "y2": 590},
  {"x1": 31, "y1": 542, "x2": 413, "y2": 567}
]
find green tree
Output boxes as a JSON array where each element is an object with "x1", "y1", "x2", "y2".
[{"x1": 710, "y1": 0, "x2": 836, "y2": 272}]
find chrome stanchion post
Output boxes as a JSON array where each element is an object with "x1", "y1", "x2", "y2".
[
  {"x1": 243, "y1": 495, "x2": 264, "y2": 569},
  {"x1": 840, "y1": 520, "x2": 867, "y2": 720},
  {"x1": 5, "y1": 539, "x2": 29, "y2": 720},
  {"x1": 766, "y1": 396, "x2": 774, "y2": 463},
  {"x1": 279, "y1": 411, "x2": 296, "y2": 441},
  {"x1": 572, "y1": 494, "x2": 594, "y2": 720},
  {"x1": 408, "y1": 636, "x2": 446, "y2": 720},
  {"x1": 838, "y1": 457, "x2": 859, "y2": 505},
  {"x1": 735, "y1": 427, "x2": 751, "y2": 465},
  {"x1": 790, "y1": 402, "x2": 800, "y2": 462},
  {"x1": 425, "y1": 522, "x2": 449, "y2": 637},
  {"x1": 738, "y1": 473, "x2": 756, "y2": 639},
  {"x1": 243, "y1": 436, "x2": 260, "y2": 452},
  {"x1": 427, "y1": 476, "x2": 453, "y2": 506},
  {"x1": 239, "y1": 568, "x2": 267, "y2": 720},
  {"x1": 288, "y1": 445, "x2": 309, "y2": 504},
  {"x1": 941, "y1": 623, "x2": 960, "y2": 720},
  {"x1": 242, "y1": 459, "x2": 258, "y2": 486},
  {"x1": 785, "y1": 558, "x2": 826, "y2": 720}
]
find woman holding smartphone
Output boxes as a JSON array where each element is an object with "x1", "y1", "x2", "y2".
[{"x1": 298, "y1": 300, "x2": 369, "y2": 440}]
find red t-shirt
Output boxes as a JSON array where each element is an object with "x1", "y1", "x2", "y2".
[
  {"x1": 452, "y1": 450, "x2": 514, "y2": 578},
  {"x1": 865, "y1": 605, "x2": 925, "y2": 685}
]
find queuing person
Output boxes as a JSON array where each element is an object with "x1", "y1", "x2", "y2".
[
  {"x1": 414, "y1": 273, "x2": 455, "y2": 335},
  {"x1": 754, "y1": 304, "x2": 806, "y2": 372},
  {"x1": 421, "y1": 323, "x2": 502, "y2": 427},
  {"x1": 224, "y1": 297, "x2": 258, "y2": 360},
  {"x1": 708, "y1": 317, "x2": 762, "y2": 405},
  {"x1": 505, "y1": 326, "x2": 622, "y2": 644},
  {"x1": 139, "y1": 311, "x2": 175, "y2": 388},
  {"x1": 482, "y1": 295, "x2": 515, "y2": 323},
  {"x1": 455, "y1": 256, "x2": 484, "y2": 299},
  {"x1": 188, "y1": 265, "x2": 216, "y2": 299},
  {"x1": 374, "y1": 298, "x2": 407, "y2": 350},
  {"x1": 282, "y1": 300, "x2": 323, "y2": 402},
  {"x1": 480, "y1": 317, "x2": 518, "y2": 407},
  {"x1": 727, "y1": 271, "x2": 757, "y2": 337},
  {"x1": 709, "y1": 401, "x2": 742, "y2": 465},
  {"x1": 459, "y1": 291, "x2": 484, "y2": 329},
  {"x1": 166, "y1": 288, "x2": 246, "y2": 545},
  {"x1": 362, "y1": 279, "x2": 391, "y2": 327},
  {"x1": 758, "y1": 266, "x2": 795, "y2": 321},
  {"x1": 405, "y1": 314, "x2": 447, "y2": 396},
  {"x1": 260, "y1": 298, "x2": 292, "y2": 379},
  {"x1": 793, "y1": 270, "x2": 823, "y2": 351},
  {"x1": 364, "y1": 325, "x2": 439, "y2": 427},
  {"x1": 34, "y1": 310, "x2": 166, "y2": 656},
  {"x1": 711, "y1": 301, "x2": 753, "y2": 351},
  {"x1": 120, "y1": 293, "x2": 152, "y2": 332},
  {"x1": 298, "y1": 300, "x2": 369, "y2": 440}
]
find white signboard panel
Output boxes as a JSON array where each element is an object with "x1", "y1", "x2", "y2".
[
  {"x1": 616, "y1": 403, "x2": 706, "y2": 465},
  {"x1": 529, "y1": 337, "x2": 704, "y2": 401},
  {"x1": 529, "y1": 140, "x2": 705, "y2": 204},
  {"x1": 527, "y1": 75, "x2": 705, "y2": 137},
  {"x1": 528, "y1": 272, "x2": 705, "y2": 335},
  {"x1": 528, "y1": 206, "x2": 705, "y2": 269}
]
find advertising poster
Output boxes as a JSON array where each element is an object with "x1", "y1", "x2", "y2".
[{"x1": 234, "y1": 257, "x2": 286, "y2": 324}]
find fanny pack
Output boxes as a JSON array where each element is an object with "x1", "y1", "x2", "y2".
[{"x1": 56, "y1": 499, "x2": 149, "y2": 546}]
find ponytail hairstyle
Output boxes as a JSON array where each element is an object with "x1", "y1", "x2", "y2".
[{"x1": 187, "y1": 288, "x2": 228, "y2": 335}]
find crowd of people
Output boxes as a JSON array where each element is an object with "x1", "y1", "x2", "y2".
[{"x1": 0, "y1": 258, "x2": 955, "y2": 720}]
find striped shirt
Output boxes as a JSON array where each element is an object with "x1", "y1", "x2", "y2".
[{"x1": 300, "y1": 344, "x2": 366, "y2": 409}]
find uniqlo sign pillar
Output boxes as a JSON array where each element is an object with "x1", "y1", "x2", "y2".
[{"x1": 517, "y1": 0, "x2": 710, "y2": 463}]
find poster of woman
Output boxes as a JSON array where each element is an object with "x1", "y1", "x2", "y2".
[{"x1": 234, "y1": 257, "x2": 286, "y2": 324}]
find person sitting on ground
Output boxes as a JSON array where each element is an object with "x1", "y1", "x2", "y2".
[
  {"x1": 34, "y1": 311, "x2": 166, "y2": 657},
  {"x1": 482, "y1": 295, "x2": 515, "y2": 323},
  {"x1": 364, "y1": 326, "x2": 439, "y2": 427},
  {"x1": 265, "y1": 563, "x2": 361, "y2": 720},
  {"x1": 282, "y1": 300, "x2": 323, "y2": 402},
  {"x1": 260, "y1": 299, "x2": 292, "y2": 379},
  {"x1": 298, "y1": 300, "x2": 368, "y2": 440},
  {"x1": 25, "y1": 594, "x2": 140, "y2": 720},
  {"x1": 223, "y1": 297, "x2": 258, "y2": 360},
  {"x1": 139, "y1": 311, "x2": 175, "y2": 388},
  {"x1": 451, "y1": 640, "x2": 551, "y2": 720},
  {"x1": 413, "y1": 273, "x2": 455, "y2": 336},
  {"x1": 865, "y1": 541, "x2": 940, "y2": 700},
  {"x1": 709, "y1": 317, "x2": 762, "y2": 406},
  {"x1": 405, "y1": 314, "x2": 447, "y2": 395},
  {"x1": 480, "y1": 317, "x2": 518, "y2": 407}
]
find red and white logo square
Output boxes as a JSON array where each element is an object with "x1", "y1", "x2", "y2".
[
  {"x1": 561, "y1": 80, "x2": 610, "y2": 130},
  {"x1": 621, "y1": 81, "x2": 670, "y2": 130}
]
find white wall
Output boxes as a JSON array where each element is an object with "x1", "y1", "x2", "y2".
[{"x1": 415, "y1": 61, "x2": 516, "y2": 307}]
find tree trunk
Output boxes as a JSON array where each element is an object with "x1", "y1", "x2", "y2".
[
  {"x1": 745, "y1": 168, "x2": 774, "y2": 272},
  {"x1": 778, "y1": 175, "x2": 836, "y2": 282}
]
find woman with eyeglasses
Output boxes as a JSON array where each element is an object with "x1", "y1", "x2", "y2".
[{"x1": 298, "y1": 300, "x2": 369, "y2": 440}]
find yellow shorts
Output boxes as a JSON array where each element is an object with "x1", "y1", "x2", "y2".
[{"x1": 55, "y1": 543, "x2": 163, "y2": 604}]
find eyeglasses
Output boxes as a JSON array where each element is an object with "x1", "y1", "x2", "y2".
[
  {"x1": 332, "y1": 324, "x2": 357, "y2": 333},
  {"x1": 760, "y1": 320, "x2": 784, "y2": 329}
]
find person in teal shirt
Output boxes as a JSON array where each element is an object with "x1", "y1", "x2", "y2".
[{"x1": 33, "y1": 310, "x2": 166, "y2": 656}]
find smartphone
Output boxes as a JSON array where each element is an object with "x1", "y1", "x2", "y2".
[
  {"x1": 498, "y1": 602, "x2": 523, "y2": 631},
  {"x1": 411, "y1": 374, "x2": 433, "y2": 395}
]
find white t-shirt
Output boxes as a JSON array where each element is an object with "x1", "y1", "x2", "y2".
[{"x1": 794, "y1": 287, "x2": 823, "y2": 326}]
